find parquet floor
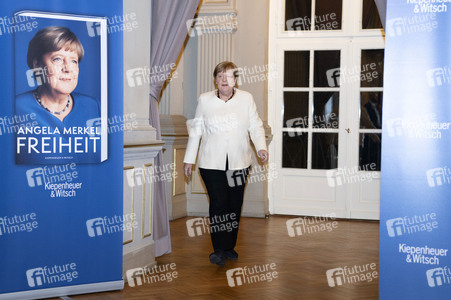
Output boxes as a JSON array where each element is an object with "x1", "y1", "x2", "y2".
[{"x1": 68, "y1": 215, "x2": 379, "y2": 300}]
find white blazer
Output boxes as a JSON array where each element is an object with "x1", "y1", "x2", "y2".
[{"x1": 184, "y1": 89, "x2": 267, "y2": 170}]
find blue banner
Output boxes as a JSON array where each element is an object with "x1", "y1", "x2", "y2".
[
  {"x1": 0, "y1": 0, "x2": 124, "y2": 299},
  {"x1": 380, "y1": 0, "x2": 451, "y2": 299}
]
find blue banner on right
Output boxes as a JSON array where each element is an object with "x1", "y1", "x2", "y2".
[{"x1": 380, "y1": 0, "x2": 451, "y2": 299}]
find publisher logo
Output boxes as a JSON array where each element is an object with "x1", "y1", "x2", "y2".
[
  {"x1": 400, "y1": 244, "x2": 447, "y2": 265},
  {"x1": 386, "y1": 114, "x2": 451, "y2": 140}
]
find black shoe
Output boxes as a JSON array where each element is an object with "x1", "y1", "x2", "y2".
[
  {"x1": 224, "y1": 249, "x2": 238, "y2": 260},
  {"x1": 209, "y1": 250, "x2": 226, "y2": 266}
]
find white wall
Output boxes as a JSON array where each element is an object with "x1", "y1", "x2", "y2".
[{"x1": 235, "y1": 0, "x2": 269, "y2": 120}]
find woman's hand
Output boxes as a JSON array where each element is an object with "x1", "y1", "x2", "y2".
[
  {"x1": 258, "y1": 150, "x2": 269, "y2": 163},
  {"x1": 184, "y1": 163, "x2": 193, "y2": 178}
]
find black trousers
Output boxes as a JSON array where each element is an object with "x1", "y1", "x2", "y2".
[{"x1": 199, "y1": 159, "x2": 250, "y2": 251}]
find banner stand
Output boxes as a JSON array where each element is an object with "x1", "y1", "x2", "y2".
[{"x1": 0, "y1": 281, "x2": 124, "y2": 300}]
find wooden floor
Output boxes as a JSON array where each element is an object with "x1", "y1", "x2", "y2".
[{"x1": 67, "y1": 216, "x2": 379, "y2": 300}]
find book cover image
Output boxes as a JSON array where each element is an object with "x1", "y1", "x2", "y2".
[{"x1": 14, "y1": 11, "x2": 108, "y2": 165}]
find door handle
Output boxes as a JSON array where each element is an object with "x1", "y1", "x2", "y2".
[{"x1": 345, "y1": 128, "x2": 351, "y2": 133}]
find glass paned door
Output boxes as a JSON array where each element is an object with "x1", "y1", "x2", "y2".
[
  {"x1": 359, "y1": 49, "x2": 384, "y2": 171},
  {"x1": 283, "y1": 50, "x2": 340, "y2": 170},
  {"x1": 285, "y1": 0, "x2": 343, "y2": 31},
  {"x1": 270, "y1": 0, "x2": 385, "y2": 219}
]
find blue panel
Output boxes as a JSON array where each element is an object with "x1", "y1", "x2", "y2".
[
  {"x1": 0, "y1": 0, "x2": 124, "y2": 297},
  {"x1": 380, "y1": 1, "x2": 451, "y2": 299}
]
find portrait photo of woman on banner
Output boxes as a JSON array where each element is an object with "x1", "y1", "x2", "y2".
[{"x1": 14, "y1": 14, "x2": 108, "y2": 165}]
